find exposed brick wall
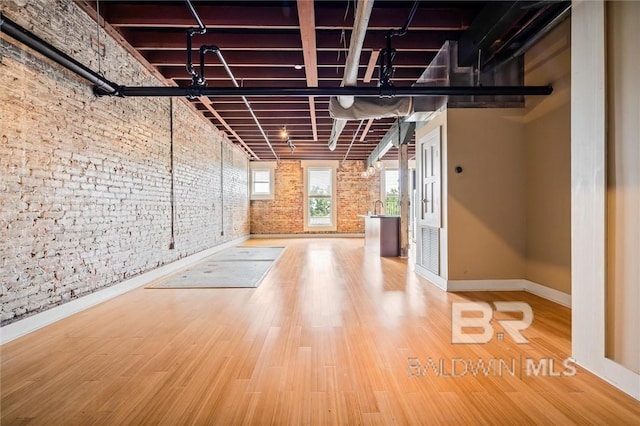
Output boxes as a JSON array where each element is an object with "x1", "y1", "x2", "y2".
[
  {"x1": 0, "y1": 1, "x2": 249, "y2": 324},
  {"x1": 336, "y1": 160, "x2": 382, "y2": 233},
  {"x1": 250, "y1": 161, "x2": 304, "y2": 234},
  {"x1": 250, "y1": 160, "x2": 380, "y2": 234}
]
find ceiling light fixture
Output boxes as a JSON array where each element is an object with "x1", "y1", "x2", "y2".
[
  {"x1": 286, "y1": 138, "x2": 295, "y2": 153},
  {"x1": 280, "y1": 126, "x2": 288, "y2": 140},
  {"x1": 294, "y1": 64, "x2": 303, "y2": 70}
]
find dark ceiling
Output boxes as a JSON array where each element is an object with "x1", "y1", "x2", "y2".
[{"x1": 79, "y1": 0, "x2": 564, "y2": 161}]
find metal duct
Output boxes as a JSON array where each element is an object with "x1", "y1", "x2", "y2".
[
  {"x1": 365, "y1": 119, "x2": 415, "y2": 167},
  {"x1": 329, "y1": 97, "x2": 413, "y2": 120},
  {"x1": 327, "y1": 0, "x2": 375, "y2": 151},
  {"x1": 338, "y1": 0, "x2": 375, "y2": 109}
]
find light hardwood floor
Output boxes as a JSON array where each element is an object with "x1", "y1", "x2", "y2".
[{"x1": 1, "y1": 238, "x2": 638, "y2": 424}]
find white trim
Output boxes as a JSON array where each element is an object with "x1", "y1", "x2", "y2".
[
  {"x1": 573, "y1": 357, "x2": 640, "y2": 401},
  {"x1": 446, "y1": 279, "x2": 572, "y2": 308},
  {"x1": 414, "y1": 264, "x2": 447, "y2": 291},
  {"x1": 302, "y1": 160, "x2": 339, "y2": 232},
  {"x1": 0, "y1": 236, "x2": 249, "y2": 345},
  {"x1": 250, "y1": 233, "x2": 364, "y2": 239},
  {"x1": 381, "y1": 159, "x2": 416, "y2": 170},
  {"x1": 571, "y1": 0, "x2": 607, "y2": 376},
  {"x1": 524, "y1": 280, "x2": 572, "y2": 308},
  {"x1": 601, "y1": 358, "x2": 640, "y2": 400},
  {"x1": 447, "y1": 279, "x2": 526, "y2": 292},
  {"x1": 569, "y1": 0, "x2": 639, "y2": 401},
  {"x1": 250, "y1": 161, "x2": 276, "y2": 200}
]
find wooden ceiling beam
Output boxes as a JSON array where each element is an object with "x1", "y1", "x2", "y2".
[
  {"x1": 126, "y1": 30, "x2": 303, "y2": 50},
  {"x1": 360, "y1": 118, "x2": 375, "y2": 142},
  {"x1": 103, "y1": 4, "x2": 300, "y2": 28},
  {"x1": 104, "y1": 4, "x2": 473, "y2": 31},
  {"x1": 143, "y1": 50, "x2": 435, "y2": 67},
  {"x1": 125, "y1": 29, "x2": 455, "y2": 51},
  {"x1": 363, "y1": 50, "x2": 380, "y2": 84},
  {"x1": 160, "y1": 66, "x2": 423, "y2": 81},
  {"x1": 297, "y1": 0, "x2": 319, "y2": 142},
  {"x1": 86, "y1": 0, "x2": 456, "y2": 161}
]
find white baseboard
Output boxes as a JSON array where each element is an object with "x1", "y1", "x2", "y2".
[
  {"x1": 0, "y1": 235, "x2": 249, "y2": 345},
  {"x1": 445, "y1": 278, "x2": 571, "y2": 308},
  {"x1": 250, "y1": 233, "x2": 364, "y2": 239},
  {"x1": 573, "y1": 357, "x2": 640, "y2": 401},
  {"x1": 447, "y1": 279, "x2": 526, "y2": 292},
  {"x1": 524, "y1": 280, "x2": 572, "y2": 307},
  {"x1": 414, "y1": 264, "x2": 447, "y2": 291},
  {"x1": 601, "y1": 358, "x2": 640, "y2": 401}
]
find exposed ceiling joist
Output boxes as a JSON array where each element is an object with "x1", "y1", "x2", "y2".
[
  {"x1": 297, "y1": 0, "x2": 319, "y2": 142},
  {"x1": 21, "y1": 1, "x2": 564, "y2": 161}
]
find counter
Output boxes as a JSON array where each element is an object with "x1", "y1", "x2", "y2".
[{"x1": 362, "y1": 215, "x2": 400, "y2": 257}]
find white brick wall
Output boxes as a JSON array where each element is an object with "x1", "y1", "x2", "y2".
[{"x1": 0, "y1": 1, "x2": 250, "y2": 323}]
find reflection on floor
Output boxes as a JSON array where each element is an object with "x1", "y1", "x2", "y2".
[{"x1": 1, "y1": 238, "x2": 638, "y2": 424}]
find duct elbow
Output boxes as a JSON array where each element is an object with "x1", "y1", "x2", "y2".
[
  {"x1": 327, "y1": 119, "x2": 347, "y2": 151},
  {"x1": 329, "y1": 96, "x2": 413, "y2": 120},
  {"x1": 338, "y1": 95, "x2": 355, "y2": 109}
]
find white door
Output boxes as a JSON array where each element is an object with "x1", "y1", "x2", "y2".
[{"x1": 418, "y1": 126, "x2": 441, "y2": 228}]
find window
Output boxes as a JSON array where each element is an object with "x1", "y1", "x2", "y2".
[
  {"x1": 383, "y1": 169, "x2": 400, "y2": 215},
  {"x1": 253, "y1": 170, "x2": 270, "y2": 194},
  {"x1": 302, "y1": 161, "x2": 338, "y2": 231},
  {"x1": 250, "y1": 161, "x2": 276, "y2": 200}
]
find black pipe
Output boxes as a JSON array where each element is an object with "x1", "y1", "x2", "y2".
[
  {"x1": 0, "y1": 12, "x2": 553, "y2": 101},
  {"x1": 186, "y1": 29, "x2": 205, "y2": 87},
  {"x1": 106, "y1": 85, "x2": 553, "y2": 98},
  {"x1": 185, "y1": 0, "x2": 207, "y2": 87},
  {"x1": 392, "y1": 0, "x2": 421, "y2": 38},
  {"x1": 0, "y1": 13, "x2": 120, "y2": 96},
  {"x1": 379, "y1": 33, "x2": 396, "y2": 88},
  {"x1": 380, "y1": 0, "x2": 421, "y2": 87},
  {"x1": 185, "y1": 0, "x2": 206, "y2": 32},
  {"x1": 199, "y1": 45, "x2": 219, "y2": 82}
]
